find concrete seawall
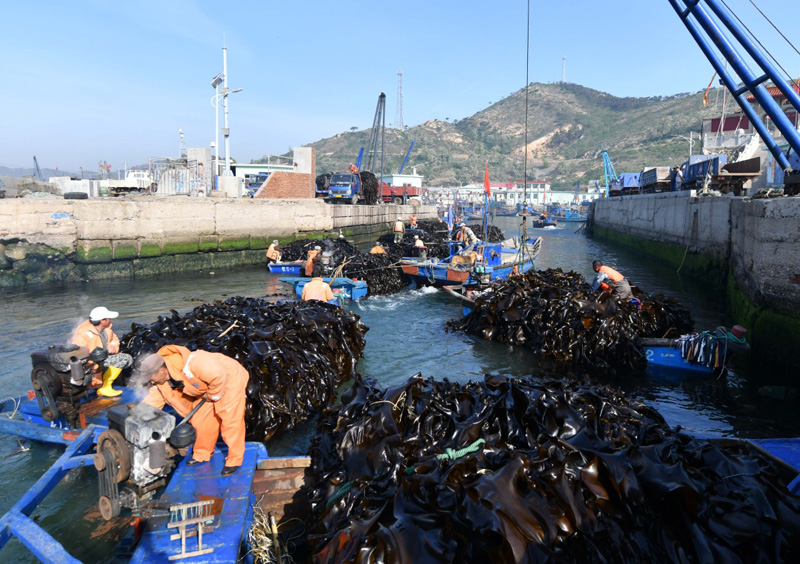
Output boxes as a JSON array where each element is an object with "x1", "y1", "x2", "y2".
[
  {"x1": 0, "y1": 198, "x2": 437, "y2": 287},
  {"x1": 590, "y1": 192, "x2": 800, "y2": 377}
]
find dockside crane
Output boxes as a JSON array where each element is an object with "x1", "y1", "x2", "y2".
[
  {"x1": 600, "y1": 144, "x2": 618, "y2": 197},
  {"x1": 669, "y1": 0, "x2": 800, "y2": 194},
  {"x1": 33, "y1": 156, "x2": 44, "y2": 182},
  {"x1": 398, "y1": 141, "x2": 416, "y2": 174}
]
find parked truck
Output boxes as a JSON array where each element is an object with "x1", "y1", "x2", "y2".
[
  {"x1": 639, "y1": 166, "x2": 672, "y2": 193},
  {"x1": 327, "y1": 172, "x2": 362, "y2": 204},
  {"x1": 378, "y1": 181, "x2": 421, "y2": 204},
  {"x1": 680, "y1": 154, "x2": 759, "y2": 196},
  {"x1": 107, "y1": 170, "x2": 157, "y2": 196}
]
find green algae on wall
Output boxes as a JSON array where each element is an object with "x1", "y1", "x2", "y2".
[
  {"x1": 218, "y1": 238, "x2": 250, "y2": 251},
  {"x1": 77, "y1": 246, "x2": 113, "y2": 264},
  {"x1": 139, "y1": 244, "x2": 162, "y2": 258},
  {"x1": 590, "y1": 226, "x2": 728, "y2": 291},
  {"x1": 162, "y1": 241, "x2": 200, "y2": 255},
  {"x1": 727, "y1": 273, "x2": 800, "y2": 379}
]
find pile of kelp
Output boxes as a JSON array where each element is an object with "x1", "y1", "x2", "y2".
[
  {"x1": 359, "y1": 171, "x2": 379, "y2": 205},
  {"x1": 279, "y1": 238, "x2": 358, "y2": 264},
  {"x1": 449, "y1": 268, "x2": 693, "y2": 375},
  {"x1": 303, "y1": 374, "x2": 800, "y2": 563},
  {"x1": 120, "y1": 296, "x2": 368, "y2": 441},
  {"x1": 377, "y1": 221, "x2": 506, "y2": 261}
]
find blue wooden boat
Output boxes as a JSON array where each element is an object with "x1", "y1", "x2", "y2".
[
  {"x1": 279, "y1": 276, "x2": 369, "y2": 301},
  {"x1": 533, "y1": 215, "x2": 558, "y2": 228},
  {"x1": 267, "y1": 260, "x2": 305, "y2": 274},
  {"x1": 0, "y1": 386, "x2": 309, "y2": 563},
  {"x1": 400, "y1": 238, "x2": 541, "y2": 287}
]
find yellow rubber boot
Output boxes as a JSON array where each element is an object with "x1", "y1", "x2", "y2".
[{"x1": 97, "y1": 366, "x2": 122, "y2": 397}]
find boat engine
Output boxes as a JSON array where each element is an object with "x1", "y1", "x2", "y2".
[
  {"x1": 94, "y1": 402, "x2": 179, "y2": 520},
  {"x1": 319, "y1": 252, "x2": 336, "y2": 276},
  {"x1": 30, "y1": 344, "x2": 108, "y2": 425}
]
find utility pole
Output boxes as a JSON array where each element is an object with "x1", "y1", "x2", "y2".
[
  {"x1": 562, "y1": 56, "x2": 567, "y2": 83},
  {"x1": 395, "y1": 71, "x2": 404, "y2": 130},
  {"x1": 222, "y1": 47, "x2": 230, "y2": 176}
]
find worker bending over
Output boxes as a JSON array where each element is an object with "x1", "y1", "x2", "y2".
[
  {"x1": 394, "y1": 216, "x2": 405, "y2": 243},
  {"x1": 139, "y1": 345, "x2": 250, "y2": 476},
  {"x1": 409, "y1": 213, "x2": 417, "y2": 228},
  {"x1": 266, "y1": 240, "x2": 281, "y2": 263},
  {"x1": 413, "y1": 235, "x2": 427, "y2": 259},
  {"x1": 72, "y1": 306, "x2": 132, "y2": 397},
  {"x1": 457, "y1": 223, "x2": 479, "y2": 256},
  {"x1": 305, "y1": 245, "x2": 322, "y2": 276},
  {"x1": 589, "y1": 260, "x2": 633, "y2": 300},
  {"x1": 369, "y1": 242, "x2": 386, "y2": 255},
  {"x1": 302, "y1": 264, "x2": 335, "y2": 302}
]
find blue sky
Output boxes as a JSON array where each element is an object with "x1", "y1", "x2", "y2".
[{"x1": 1, "y1": 0, "x2": 797, "y2": 172}]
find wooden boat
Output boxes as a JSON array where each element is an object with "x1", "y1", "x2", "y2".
[
  {"x1": 279, "y1": 276, "x2": 369, "y2": 301},
  {"x1": 267, "y1": 260, "x2": 305, "y2": 274},
  {"x1": 400, "y1": 238, "x2": 541, "y2": 287},
  {"x1": 640, "y1": 331, "x2": 750, "y2": 376}
]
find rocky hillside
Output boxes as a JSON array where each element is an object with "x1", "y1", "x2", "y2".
[{"x1": 263, "y1": 83, "x2": 729, "y2": 189}]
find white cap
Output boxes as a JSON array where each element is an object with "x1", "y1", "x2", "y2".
[
  {"x1": 414, "y1": 235, "x2": 419, "y2": 239},
  {"x1": 89, "y1": 307, "x2": 118, "y2": 322},
  {"x1": 272, "y1": 239, "x2": 279, "y2": 244},
  {"x1": 397, "y1": 216, "x2": 401, "y2": 220}
]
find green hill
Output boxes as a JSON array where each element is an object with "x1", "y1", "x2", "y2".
[{"x1": 256, "y1": 82, "x2": 727, "y2": 189}]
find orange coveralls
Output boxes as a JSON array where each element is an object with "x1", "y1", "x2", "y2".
[
  {"x1": 369, "y1": 245, "x2": 386, "y2": 255},
  {"x1": 266, "y1": 243, "x2": 281, "y2": 262},
  {"x1": 72, "y1": 320, "x2": 121, "y2": 354},
  {"x1": 302, "y1": 277, "x2": 334, "y2": 302},
  {"x1": 305, "y1": 249, "x2": 321, "y2": 276},
  {"x1": 143, "y1": 345, "x2": 250, "y2": 466}
]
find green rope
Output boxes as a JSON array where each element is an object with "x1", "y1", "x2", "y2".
[
  {"x1": 325, "y1": 480, "x2": 353, "y2": 509},
  {"x1": 405, "y1": 438, "x2": 487, "y2": 475},
  {"x1": 435, "y1": 438, "x2": 486, "y2": 461},
  {"x1": 725, "y1": 332, "x2": 747, "y2": 345}
]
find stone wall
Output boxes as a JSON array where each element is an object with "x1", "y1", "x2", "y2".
[{"x1": 0, "y1": 198, "x2": 436, "y2": 287}]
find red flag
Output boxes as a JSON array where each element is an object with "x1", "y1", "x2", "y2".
[
  {"x1": 703, "y1": 72, "x2": 717, "y2": 106},
  {"x1": 484, "y1": 164, "x2": 491, "y2": 197}
]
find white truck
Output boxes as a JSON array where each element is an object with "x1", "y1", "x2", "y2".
[{"x1": 106, "y1": 170, "x2": 157, "y2": 196}]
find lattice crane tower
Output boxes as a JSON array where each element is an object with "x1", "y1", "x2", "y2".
[{"x1": 395, "y1": 71, "x2": 404, "y2": 129}]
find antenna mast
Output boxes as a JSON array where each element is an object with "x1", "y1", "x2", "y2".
[
  {"x1": 561, "y1": 56, "x2": 567, "y2": 83},
  {"x1": 395, "y1": 71, "x2": 404, "y2": 129}
]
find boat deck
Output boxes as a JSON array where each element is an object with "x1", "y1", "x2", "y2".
[{"x1": 131, "y1": 442, "x2": 268, "y2": 563}]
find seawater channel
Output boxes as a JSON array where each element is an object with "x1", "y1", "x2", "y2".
[{"x1": 0, "y1": 215, "x2": 797, "y2": 561}]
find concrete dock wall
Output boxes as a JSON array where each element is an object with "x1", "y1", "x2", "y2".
[
  {"x1": 0, "y1": 198, "x2": 437, "y2": 287},
  {"x1": 591, "y1": 192, "x2": 800, "y2": 376}
]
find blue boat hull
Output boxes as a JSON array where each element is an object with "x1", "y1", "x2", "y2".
[
  {"x1": 643, "y1": 345, "x2": 714, "y2": 374},
  {"x1": 279, "y1": 276, "x2": 369, "y2": 300},
  {"x1": 268, "y1": 262, "x2": 304, "y2": 274}
]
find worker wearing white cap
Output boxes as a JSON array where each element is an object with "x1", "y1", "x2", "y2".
[
  {"x1": 266, "y1": 240, "x2": 281, "y2": 263},
  {"x1": 72, "y1": 306, "x2": 133, "y2": 397},
  {"x1": 393, "y1": 216, "x2": 405, "y2": 243}
]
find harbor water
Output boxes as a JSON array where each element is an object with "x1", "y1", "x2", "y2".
[{"x1": 1, "y1": 216, "x2": 797, "y2": 561}]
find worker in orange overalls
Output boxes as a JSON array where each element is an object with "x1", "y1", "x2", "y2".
[
  {"x1": 305, "y1": 245, "x2": 322, "y2": 276},
  {"x1": 393, "y1": 216, "x2": 405, "y2": 243},
  {"x1": 409, "y1": 213, "x2": 417, "y2": 229},
  {"x1": 369, "y1": 241, "x2": 386, "y2": 255},
  {"x1": 589, "y1": 259, "x2": 633, "y2": 300},
  {"x1": 265, "y1": 240, "x2": 281, "y2": 263},
  {"x1": 138, "y1": 345, "x2": 250, "y2": 476},
  {"x1": 301, "y1": 264, "x2": 334, "y2": 302},
  {"x1": 72, "y1": 306, "x2": 133, "y2": 397}
]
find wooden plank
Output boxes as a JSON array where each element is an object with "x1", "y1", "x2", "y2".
[{"x1": 256, "y1": 456, "x2": 310, "y2": 471}]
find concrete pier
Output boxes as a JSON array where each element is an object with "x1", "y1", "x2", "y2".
[
  {"x1": 590, "y1": 191, "x2": 800, "y2": 377},
  {"x1": 0, "y1": 198, "x2": 437, "y2": 287}
]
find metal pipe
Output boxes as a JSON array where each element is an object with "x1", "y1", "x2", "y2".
[
  {"x1": 669, "y1": 0, "x2": 791, "y2": 170},
  {"x1": 223, "y1": 47, "x2": 230, "y2": 176}
]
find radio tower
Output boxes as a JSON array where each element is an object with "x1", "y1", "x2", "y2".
[
  {"x1": 395, "y1": 71, "x2": 404, "y2": 129},
  {"x1": 561, "y1": 56, "x2": 567, "y2": 84}
]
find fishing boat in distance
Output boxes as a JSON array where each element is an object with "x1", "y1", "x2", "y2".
[{"x1": 400, "y1": 238, "x2": 541, "y2": 287}]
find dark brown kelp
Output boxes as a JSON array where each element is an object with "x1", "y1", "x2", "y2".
[
  {"x1": 449, "y1": 268, "x2": 693, "y2": 375},
  {"x1": 304, "y1": 374, "x2": 800, "y2": 563},
  {"x1": 120, "y1": 297, "x2": 368, "y2": 441}
]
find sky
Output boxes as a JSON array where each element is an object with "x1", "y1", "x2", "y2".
[{"x1": 1, "y1": 0, "x2": 798, "y2": 173}]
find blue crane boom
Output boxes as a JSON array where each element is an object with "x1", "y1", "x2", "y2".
[
  {"x1": 398, "y1": 141, "x2": 415, "y2": 174},
  {"x1": 669, "y1": 0, "x2": 800, "y2": 193},
  {"x1": 601, "y1": 143, "x2": 618, "y2": 197}
]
